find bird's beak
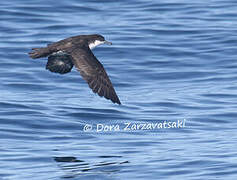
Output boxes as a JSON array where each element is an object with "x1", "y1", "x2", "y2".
[{"x1": 104, "y1": 41, "x2": 112, "y2": 45}]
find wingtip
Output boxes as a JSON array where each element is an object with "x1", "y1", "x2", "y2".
[
  {"x1": 114, "y1": 101, "x2": 121, "y2": 105},
  {"x1": 116, "y1": 99, "x2": 122, "y2": 105},
  {"x1": 112, "y1": 97, "x2": 121, "y2": 105}
]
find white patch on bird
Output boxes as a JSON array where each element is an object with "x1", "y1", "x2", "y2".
[
  {"x1": 56, "y1": 61, "x2": 64, "y2": 66},
  {"x1": 52, "y1": 50, "x2": 66, "y2": 55},
  {"x1": 89, "y1": 40, "x2": 105, "y2": 50}
]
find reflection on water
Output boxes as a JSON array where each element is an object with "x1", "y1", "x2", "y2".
[{"x1": 54, "y1": 156, "x2": 129, "y2": 178}]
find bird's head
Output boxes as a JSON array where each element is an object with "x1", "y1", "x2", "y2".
[{"x1": 87, "y1": 34, "x2": 112, "y2": 50}]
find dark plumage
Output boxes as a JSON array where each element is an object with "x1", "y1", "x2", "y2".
[
  {"x1": 46, "y1": 52, "x2": 73, "y2": 74},
  {"x1": 29, "y1": 34, "x2": 121, "y2": 105}
]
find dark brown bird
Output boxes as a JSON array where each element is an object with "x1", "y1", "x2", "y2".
[{"x1": 29, "y1": 34, "x2": 121, "y2": 105}]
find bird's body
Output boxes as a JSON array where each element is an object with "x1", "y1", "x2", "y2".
[{"x1": 29, "y1": 34, "x2": 121, "y2": 105}]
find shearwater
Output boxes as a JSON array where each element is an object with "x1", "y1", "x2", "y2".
[{"x1": 29, "y1": 34, "x2": 121, "y2": 105}]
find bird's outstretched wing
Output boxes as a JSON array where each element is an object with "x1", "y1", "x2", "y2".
[{"x1": 69, "y1": 47, "x2": 121, "y2": 105}]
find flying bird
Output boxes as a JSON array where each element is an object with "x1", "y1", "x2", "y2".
[{"x1": 29, "y1": 34, "x2": 121, "y2": 105}]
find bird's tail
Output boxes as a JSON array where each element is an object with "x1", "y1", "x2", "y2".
[{"x1": 29, "y1": 47, "x2": 52, "y2": 59}]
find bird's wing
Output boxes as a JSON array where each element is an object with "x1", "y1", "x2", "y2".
[
  {"x1": 69, "y1": 47, "x2": 121, "y2": 104},
  {"x1": 46, "y1": 52, "x2": 74, "y2": 74}
]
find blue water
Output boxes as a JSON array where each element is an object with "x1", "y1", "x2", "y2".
[{"x1": 1, "y1": 0, "x2": 237, "y2": 179}]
